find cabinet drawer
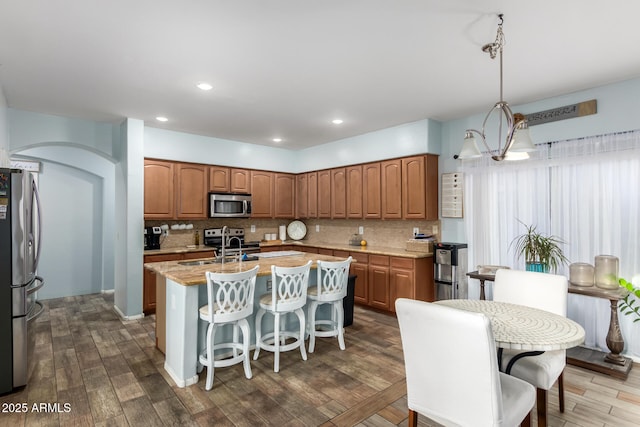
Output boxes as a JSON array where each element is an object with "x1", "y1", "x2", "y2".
[
  {"x1": 183, "y1": 251, "x2": 215, "y2": 260},
  {"x1": 369, "y1": 254, "x2": 390, "y2": 266},
  {"x1": 391, "y1": 256, "x2": 414, "y2": 270},
  {"x1": 350, "y1": 252, "x2": 368, "y2": 264},
  {"x1": 333, "y1": 250, "x2": 350, "y2": 258},
  {"x1": 317, "y1": 248, "x2": 334, "y2": 256},
  {"x1": 144, "y1": 254, "x2": 182, "y2": 263}
]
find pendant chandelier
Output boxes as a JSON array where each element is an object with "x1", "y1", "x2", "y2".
[{"x1": 457, "y1": 14, "x2": 536, "y2": 161}]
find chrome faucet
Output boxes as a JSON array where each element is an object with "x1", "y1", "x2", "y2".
[
  {"x1": 220, "y1": 226, "x2": 242, "y2": 263},
  {"x1": 220, "y1": 226, "x2": 228, "y2": 261},
  {"x1": 227, "y1": 236, "x2": 243, "y2": 261}
]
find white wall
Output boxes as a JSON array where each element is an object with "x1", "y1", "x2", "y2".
[
  {"x1": 439, "y1": 77, "x2": 640, "y2": 243},
  {"x1": 0, "y1": 85, "x2": 7, "y2": 151}
]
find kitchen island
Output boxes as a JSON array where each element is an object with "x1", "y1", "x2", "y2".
[{"x1": 144, "y1": 251, "x2": 346, "y2": 388}]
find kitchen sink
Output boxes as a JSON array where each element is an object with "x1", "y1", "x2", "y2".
[{"x1": 177, "y1": 259, "x2": 217, "y2": 266}]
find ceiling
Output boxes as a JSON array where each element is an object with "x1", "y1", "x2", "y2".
[{"x1": 1, "y1": 0, "x2": 639, "y2": 150}]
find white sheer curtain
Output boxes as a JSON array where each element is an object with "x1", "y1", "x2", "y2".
[
  {"x1": 462, "y1": 130, "x2": 640, "y2": 359},
  {"x1": 548, "y1": 131, "x2": 640, "y2": 357}
]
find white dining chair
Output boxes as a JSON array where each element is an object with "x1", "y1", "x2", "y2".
[
  {"x1": 493, "y1": 269, "x2": 568, "y2": 427},
  {"x1": 307, "y1": 256, "x2": 352, "y2": 353},
  {"x1": 396, "y1": 298, "x2": 535, "y2": 427},
  {"x1": 253, "y1": 260, "x2": 312, "y2": 373},
  {"x1": 198, "y1": 265, "x2": 259, "y2": 391}
]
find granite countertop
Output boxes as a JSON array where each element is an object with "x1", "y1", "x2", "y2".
[
  {"x1": 144, "y1": 241, "x2": 432, "y2": 259},
  {"x1": 264, "y1": 240, "x2": 433, "y2": 259},
  {"x1": 143, "y1": 245, "x2": 215, "y2": 256},
  {"x1": 144, "y1": 251, "x2": 345, "y2": 286}
]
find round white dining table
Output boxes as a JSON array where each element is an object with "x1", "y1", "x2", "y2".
[{"x1": 434, "y1": 299, "x2": 585, "y2": 352}]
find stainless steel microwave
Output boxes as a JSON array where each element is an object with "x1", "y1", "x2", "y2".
[{"x1": 208, "y1": 193, "x2": 252, "y2": 218}]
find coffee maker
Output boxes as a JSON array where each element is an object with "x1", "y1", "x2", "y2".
[{"x1": 144, "y1": 226, "x2": 162, "y2": 250}]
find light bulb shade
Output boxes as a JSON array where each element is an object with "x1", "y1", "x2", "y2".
[
  {"x1": 509, "y1": 126, "x2": 536, "y2": 152},
  {"x1": 504, "y1": 151, "x2": 530, "y2": 161},
  {"x1": 459, "y1": 133, "x2": 482, "y2": 159}
]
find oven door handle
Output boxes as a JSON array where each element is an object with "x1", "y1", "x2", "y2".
[{"x1": 27, "y1": 276, "x2": 44, "y2": 295}]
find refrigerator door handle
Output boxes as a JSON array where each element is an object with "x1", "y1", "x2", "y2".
[
  {"x1": 27, "y1": 300, "x2": 44, "y2": 322},
  {"x1": 32, "y1": 179, "x2": 43, "y2": 273},
  {"x1": 26, "y1": 276, "x2": 44, "y2": 295}
]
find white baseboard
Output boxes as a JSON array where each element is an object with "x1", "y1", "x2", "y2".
[{"x1": 113, "y1": 304, "x2": 145, "y2": 321}]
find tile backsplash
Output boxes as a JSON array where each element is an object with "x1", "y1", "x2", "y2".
[{"x1": 146, "y1": 218, "x2": 440, "y2": 250}]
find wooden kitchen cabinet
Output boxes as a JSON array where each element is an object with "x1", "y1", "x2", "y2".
[
  {"x1": 402, "y1": 155, "x2": 439, "y2": 220},
  {"x1": 209, "y1": 166, "x2": 230, "y2": 192},
  {"x1": 425, "y1": 154, "x2": 439, "y2": 220},
  {"x1": 143, "y1": 253, "x2": 180, "y2": 315},
  {"x1": 317, "y1": 169, "x2": 331, "y2": 218},
  {"x1": 144, "y1": 159, "x2": 175, "y2": 219},
  {"x1": 363, "y1": 162, "x2": 381, "y2": 219},
  {"x1": 230, "y1": 168, "x2": 251, "y2": 193},
  {"x1": 296, "y1": 173, "x2": 308, "y2": 218},
  {"x1": 348, "y1": 252, "x2": 369, "y2": 305},
  {"x1": 368, "y1": 255, "x2": 391, "y2": 311},
  {"x1": 274, "y1": 173, "x2": 295, "y2": 218},
  {"x1": 346, "y1": 165, "x2": 363, "y2": 218},
  {"x1": 402, "y1": 156, "x2": 426, "y2": 219},
  {"x1": 331, "y1": 167, "x2": 346, "y2": 218},
  {"x1": 389, "y1": 256, "x2": 434, "y2": 310},
  {"x1": 381, "y1": 159, "x2": 402, "y2": 219},
  {"x1": 250, "y1": 170, "x2": 274, "y2": 217},
  {"x1": 175, "y1": 163, "x2": 208, "y2": 219},
  {"x1": 307, "y1": 172, "x2": 318, "y2": 218}
]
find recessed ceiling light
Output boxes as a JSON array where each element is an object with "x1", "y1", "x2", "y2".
[
  {"x1": 156, "y1": 116, "x2": 168, "y2": 122},
  {"x1": 272, "y1": 138, "x2": 283, "y2": 143},
  {"x1": 196, "y1": 82, "x2": 213, "y2": 91},
  {"x1": 332, "y1": 119, "x2": 344, "y2": 125}
]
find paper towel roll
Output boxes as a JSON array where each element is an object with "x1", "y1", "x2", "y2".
[{"x1": 279, "y1": 225, "x2": 287, "y2": 241}]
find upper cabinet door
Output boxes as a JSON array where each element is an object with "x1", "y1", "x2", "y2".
[
  {"x1": 317, "y1": 169, "x2": 331, "y2": 218},
  {"x1": 381, "y1": 159, "x2": 402, "y2": 219},
  {"x1": 274, "y1": 173, "x2": 295, "y2": 218},
  {"x1": 250, "y1": 170, "x2": 273, "y2": 218},
  {"x1": 307, "y1": 171, "x2": 318, "y2": 218},
  {"x1": 209, "y1": 166, "x2": 230, "y2": 193},
  {"x1": 176, "y1": 163, "x2": 208, "y2": 219},
  {"x1": 230, "y1": 168, "x2": 251, "y2": 193},
  {"x1": 346, "y1": 165, "x2": 363, "y2": 218},
  {"x1": 144, "y1": 159, "x2": 175, "y2": 219},
  {"x1": 363, "y1": 162, "x2": 381, "y2": 219},
  {"x1": 331, "y1": 167, "x2": 346, "y2": 218},
  {"x1": 402, "y1": 156, "x2": 426, "y2": 219},
  {"x1": 425, "y1": 154, "x2": 439, "y2": 220},
  {"x1": 296, "y1": 173, "x2": 308, "y2": 218}
]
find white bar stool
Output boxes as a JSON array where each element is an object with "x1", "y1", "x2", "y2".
[
  {"x1": 253, "y1": 260, "x2": 312, "y2": 373},
  {"x1": 307, "y1": 257, "x2": 352, "y2": 353},
  {"x1": 198, "y1": 265, "x2": 259, "y2": 391}
]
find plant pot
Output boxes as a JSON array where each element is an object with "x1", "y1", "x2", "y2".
[{"x1": 526, "y1": 262, "x2": 549, "y2": 273}]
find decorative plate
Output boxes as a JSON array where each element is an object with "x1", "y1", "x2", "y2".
[{"x1": 287, "y1": 220, "x2": 307, "y2": 240}]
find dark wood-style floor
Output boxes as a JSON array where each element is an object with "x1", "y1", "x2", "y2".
[{"x1": 1, "y1": 293, "x2": 639, "y2": 426}]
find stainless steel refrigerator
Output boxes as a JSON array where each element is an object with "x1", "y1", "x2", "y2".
[{"x1": 0, "y1": 168, "x2": 44, "y2": 395}]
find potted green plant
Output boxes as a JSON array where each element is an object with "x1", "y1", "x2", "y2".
[{"x1": 510, "y1": 222, "x2": 568, "y2": 273}]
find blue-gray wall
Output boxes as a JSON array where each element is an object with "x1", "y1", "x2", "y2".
[
  {"x1": 6, "y1": 76, "x2": 640, "y2": 317},
  {"x1": 439, "y1": 77, "x2": 640, "y2": 243}
]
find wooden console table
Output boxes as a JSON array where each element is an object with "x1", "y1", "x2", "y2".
[
  {"x1": 467, "y1": 270, "x2": 496, "y2": 300},
  {"x1": 566, "y1": 284, "x2": 632, "y2": 379}
]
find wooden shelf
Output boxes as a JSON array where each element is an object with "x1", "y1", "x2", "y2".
[{"x1": 567, "y1": 346, "x2": 632, "y2": 380}]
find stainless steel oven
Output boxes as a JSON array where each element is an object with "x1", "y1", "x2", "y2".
[{"x1": 434, "y1": 242, "x2": 468, "y2": 300}]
